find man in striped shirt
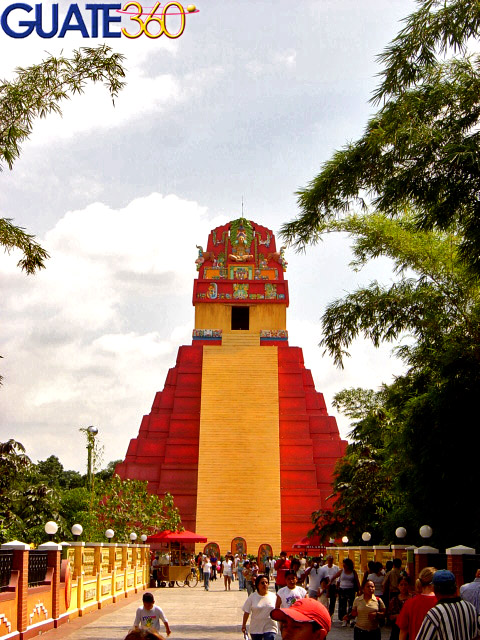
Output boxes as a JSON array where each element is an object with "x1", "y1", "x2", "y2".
[{"x1": 416, "y1": 570, "x2": 479, "y2": 640}]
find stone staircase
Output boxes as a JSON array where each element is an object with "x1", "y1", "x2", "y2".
[{"x1": 195, "y1": 333, "x2": 282, "y2": 553}]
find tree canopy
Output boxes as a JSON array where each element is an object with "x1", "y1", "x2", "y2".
[
  {"x1": 0, "y1": 45, "x2": 126, "y2": 274},
  {"x1": 281, "y1": 0, "x2": 480, "y2": 275},
  {"x1": 276, "y1": 0, "x2": 480, "y2": 547},
  {"x1": 0, "y1": 441, "x2": 182, "y2": 545},
  {"x1": 306, "y1": 212, "x2": 480, "y2": 548}
]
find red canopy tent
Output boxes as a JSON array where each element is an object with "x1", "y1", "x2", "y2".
[
  {"x1": 146, "y1": 529, "x2": 207, "y2": 543},
  {"x1": 146, "y1": 530, "x2": 208, "y2": 587},
  {"x1": 292, "y1": 534, "x2": 324, "y2": 551}
]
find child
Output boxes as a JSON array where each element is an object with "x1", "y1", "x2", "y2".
[
  {"x1": 275, "y1": 569, "x2": 307, "y2": 608},
  {"x1": 318, "y1": 577, "x2": 329, "y2": 608},
  {"x1": 133, "y1": 592, "x2": 171, "y2": 637}
]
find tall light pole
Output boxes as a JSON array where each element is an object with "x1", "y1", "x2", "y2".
[{"x1": 84, "y1": 425, "x2": 98, "y2": 492}]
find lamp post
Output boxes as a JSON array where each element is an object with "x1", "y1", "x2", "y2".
[
  {"x1": 140, "y1": 534, "x2": 147, "y2": 543},
  {"x1": 362, "y1": 532, "x2": 372, "y2": 544},
  {"x1": 45, "y1": 520, "x2": 58, "y2": 541},
  {"x1": 85, "y1": 425, "x2": 98, "y2": 492},
  {"x1": 71, "y1": 524, "x2": 83, "y2": 541},
  {"x1": 341, "y1": 536, "x2": 349, "y2": 545},
  {"x1": 395, "y1": 527, "x2": 407, "y2": 540},
  {"x1": 105, "y1": 529, "x2": 115, "y2": 541},
  {"x1": 129, "y1": 532, "x2": 137, "y2": 543}
]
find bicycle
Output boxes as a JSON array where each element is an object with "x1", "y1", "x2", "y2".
[{"x1": 176, "y1": 568, "x2": 199, "y2": 588}]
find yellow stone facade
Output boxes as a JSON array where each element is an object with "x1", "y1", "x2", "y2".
[
  {"x1": 195, "y1": 332, "x2": 282, "y2": 554},
  {"x1": 194, "y1": 302, "x2": 286, "y2": 334}
]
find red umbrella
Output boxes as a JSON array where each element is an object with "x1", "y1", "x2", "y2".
[
  {"x1": 292, "y1": 535, "x2": 323, "y2": 549},
  {"x1": 146, "y1": 529, "x2": 207, "y2": 543}
]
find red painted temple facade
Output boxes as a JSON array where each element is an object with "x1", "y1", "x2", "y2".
[{"x1": 116, "y1": 219, "x2": 346, "y2": 554}]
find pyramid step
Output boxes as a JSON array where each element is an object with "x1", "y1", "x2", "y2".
[{"x1": 222, "y1": 332, "x2": 259, "y2": 347}]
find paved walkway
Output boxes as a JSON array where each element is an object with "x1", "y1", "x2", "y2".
[{"x1": 46, "y1": 579, "x2": 391, "y2": 640}]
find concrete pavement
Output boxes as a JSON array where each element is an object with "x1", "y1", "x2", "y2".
[{"x1": 44, "y1": 577, "x2": 391, "y2": 640}]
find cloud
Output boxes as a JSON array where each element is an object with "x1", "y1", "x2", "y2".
[
  {"x1": 288, "y1": 317, "x2": 406, "y2": 441},
  {"x1": 0, "y1": 192, "x2": 226, "y2": 469}
]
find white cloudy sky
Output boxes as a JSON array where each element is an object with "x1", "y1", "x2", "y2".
[{"x1": 0, "y1": 0, "x2": 415, "y2": 473}]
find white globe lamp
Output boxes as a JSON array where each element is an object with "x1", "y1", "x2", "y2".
[
  {"x1": 71, "y1": 524, "x2": 83, "y2": 540},
  {"x1": 419, "y1": 525, "x2": 433, "y2": 539}
]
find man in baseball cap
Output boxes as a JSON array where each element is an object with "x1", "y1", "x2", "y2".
[
  {"x1": 271, "y1": 598, "x2": 331, "y2": 639},
  {"x1": 416, "y1": 570, "x2": 479, "y2": 640}
]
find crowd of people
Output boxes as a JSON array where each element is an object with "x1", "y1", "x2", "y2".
[{"x1": 144, "y1": 551, "x2": 480, "y2": 639}]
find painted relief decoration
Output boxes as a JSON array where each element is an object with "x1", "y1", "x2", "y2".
[
  {"x1": 231, "y1": 537, "x2": 247, "y2": 555},
  {"x1": 229, "y1": 265, "x2": 253, "y2": 280},
  {"x1": 204, "y1": 542, "x2": 220, "y2": 558},
  {"x1": 192, "y1": 219, "x2": 290, "y2": 304},
  {"x1": 192, "y1": 329, "x2": 222, "y2": 339},
  {"x1": 265, "y1": 283, "x2": 277, "y2": 299},
  {"x1": 195, "y1": 245, "x2": 215, "y2": 270},
  {"x1": 258, "y1": 232, "x2": 271, "y2": 247},
  {"x1": 260, "y1": 330, "x2": 288, "y2": 339},
  {"x1": 229, "y1": 218, "x2": 254, "y2": 262},
  {"x1": 206, "y1": 282, "x2": 218, "y2": 299},
  {"x1": 258, "y1": 543, "x2": 273, "y2": 570},
  {"x1": 233, "y1": 283, "x2": 249, "y2": 299},
  {"x1": 267, "y1": 246, "x2": 288, "y2": 271}
]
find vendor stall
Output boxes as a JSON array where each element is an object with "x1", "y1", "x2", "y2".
[{"x1": 147, "y1": 529, "x2": 207, "y2": 587}]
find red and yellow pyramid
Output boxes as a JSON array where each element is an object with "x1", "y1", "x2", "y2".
[{"x1": 116, "y1": 219, "x2": 346, "y2": 555}]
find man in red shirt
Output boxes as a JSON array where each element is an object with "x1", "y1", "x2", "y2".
[{"x1": 275, "y1": 551, "x2": 291, "y2": 593}]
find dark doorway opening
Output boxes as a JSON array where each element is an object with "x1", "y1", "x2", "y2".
[{"x1": 231, "y1": 306, "x2": 249, "y2": 330}]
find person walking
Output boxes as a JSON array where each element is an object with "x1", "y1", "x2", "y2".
[
  {"x1": 331, "y1": 558, "x2": 360, "y2": 625},
  {"x1": 319, "y1": 555, "x2": 339, "y2": 617},
  {"x1": 244, "y1": 560, "x2": 255, "y2": 595},
  {"x1": 460, "y1": 569, "x2": 480, "y2": 615},
  {"x1": 238, "y1": 554, "x2": 246, "y2": 590},
  {"x1": 396, "y1": 567, "x2": 437, "y2": 640},
  {"x1": 210, "y1": 552, "x2": 217, "y2": 581},
  {"x1": 383, "y1": 558, "x2": 404, "y2": 608},
  {"x1": 133, "y1": 592, "x2": 171, "y2": 637},
  {"x1": 222, "y1": 554, "x2": 233, "y2": 591},
  {"x1": 242, "y1": 574, "x2": 278, "y2": 640},
  {"x1": 304, "y1": 558, "x2": 324, "y2": 599},
  {"x1": 271, "y1": 598, "x2": 332, "y2": 640},
  {"x1": 275, "y1": 551, "x2": 291, "y2": 593},
  {"x1": 367, "y1": 562, "x2": 385, "y2": 599},
  {"x1": 416, "y1": 570, "x2": 479, "y2": 640},
  {"x1": 202, "y1": 556, "x2": 211, "y2": 591},
  {"x1": 347, "y1": 579, "x2": 385, "y2": 639},
  {"x1": 387, "y1": 575, "x2": 412, "y2": 640},
  {"x1": 276, "y1": 570, "x2": 307, "y2": 609}
]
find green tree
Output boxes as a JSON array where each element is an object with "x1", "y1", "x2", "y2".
[
  {"x1": 96, "y1": 459, "x2": 122, "y2": 482},
  {"x1": 80, "y1": 475, "x2": 183, "y2": 542},
  {"x1": 301, "y1": 213, "x2": 480, "y2": 547},
  {"x1": 36, "y1": 455, "x2": 83, "y2": 489},
  {"x1": 281, "y1": 0, "x2": 480, "y2": 275},
  {"x1": 311, "y1": 388, "x2": 405, "y2": 544},
  {"x1": 0, "y1": 440, "x2": 62, "y2": 544},
  {"x1": 0, "y1": 45, "x2": 126, "y2": 274}
]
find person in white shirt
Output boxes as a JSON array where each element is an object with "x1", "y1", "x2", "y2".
[
  {"x1": 222, "y1": 554, "x2": 233, "y2": 591},
  {"x1": 242, "y1": 574, "x2": 278, "y2": 640},
  {"x1": 276, "y1": 570, "x2": 308, "y2": 608},
  {"x1": 319, "y1": 555, "x2": 339, "y2": 616},
  {"x1": 133, "y1": 592, "x2": 171, "y2": 636},
  {"x1": 202, "y1": 557, "x2": 212, "y2": 591}
]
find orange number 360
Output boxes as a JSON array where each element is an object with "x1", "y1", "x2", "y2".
[{"x1": 121, "y1": 1, "x2": 186, "y2": 39}]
